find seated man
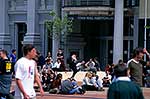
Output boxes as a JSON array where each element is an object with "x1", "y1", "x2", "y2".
[
  {"x1": 107, "y1": 64, "x2": 144, "y2": 99},
  {"x1": 49, "y1": 73, "x2": 62, "y2": 94},
  {"x1": 60, "y1": 78, "x2": 85, "y2": 94},
  {"x1": 102, "y1": 71, "x2": 112, "y2": 87}
]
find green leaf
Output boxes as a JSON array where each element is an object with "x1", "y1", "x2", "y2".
[
  {"x1": 45, "y1": 10, "x2": 72, "y2": 39},
  {"x1": 144, "y1": 25, "x2": 150, "y2": 29}
]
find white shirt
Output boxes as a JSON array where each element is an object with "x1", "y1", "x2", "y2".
[
  {"x1": 116, "y1": 77, "x2": 131, "y2": 82},
  {"x1": 14, "y1": 57, "x2": 36, "y2": 99},
  {"x1": 52, "y1": 62, "x2": 61, "y2": 69},
  {"x1": 82, "y1": 77, "x2": 93, "y2": 86}
]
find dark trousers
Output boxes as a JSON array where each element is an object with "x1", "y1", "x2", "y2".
[
  {"x1": 71, "y1": 67, "x2": 79, "y2": 78},
  {"x1": 82, "y1": 85, "x2": 98, "y2": 91},
  {"x1": 0, "y1": 93, "x2": 14, "y2": 99}
]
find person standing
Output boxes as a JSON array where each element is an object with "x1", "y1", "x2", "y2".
[
  {"x1": 108, "y1": 64, "x2": 144, "y2": 99},
  {"x1": 10, "y1": 49, "x2": 17, "y2": 66},
  {"x1": 37, "y1": 51, "x2": 45, "y2": 69},
  {"x1": 0, "y1": 49, "x2": 13, "y2": 99},
  {"x1": 67, "y1": 54, "x2": 79, "y2": 78},
  {"x1": 9, "y1": 49, "x2": 17, "y2": 74},
  {"x1": 93, "y1": 57, "x2": 101, "y2": 71},
  {"x1": 127, "y1": 48, "x2": 145, "y2": 86},
  {"x1": 14, "y1": 44, "x2": 44, "y2": 99}
]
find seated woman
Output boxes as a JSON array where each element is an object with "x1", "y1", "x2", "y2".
[
  {"x1": 82, "y1": 72, "x2": 97, "y2": 91},
  {"x1": 82, "y1": 72, "x2": 104, "y2": 91}
]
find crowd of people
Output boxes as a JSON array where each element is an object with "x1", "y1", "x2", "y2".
[
  {"x1": 36, "y1": 49, "x2": 101, "y2": 73},
  {"x1": 0, "y1": 44, "x2": 150, "y2": 99}
]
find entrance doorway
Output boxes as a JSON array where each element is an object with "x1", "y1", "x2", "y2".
[{"x1": 16, "y1": 23, "x2": 27, "y2": 58}]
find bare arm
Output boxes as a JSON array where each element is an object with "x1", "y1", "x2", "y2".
[
  {"x1": 143, "y1": 48, "x2": 150, "y2": 59},
  {"x1": 34, "y1": 67, "x2": 44, "y2": 96},
  {"x1": 127, "y1": 69, "x2": 130, "y2": 77},
  {"x1": 16, "y1": 79, "x2": 29, "y2": 99}
]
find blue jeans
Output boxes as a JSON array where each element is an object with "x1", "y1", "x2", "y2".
[
  {"x1": 69, "y1": 87, "x2": 81, "y2": 94},
  {"x1": 1, "y1": 97, "x2": 6, "y2": 99}
]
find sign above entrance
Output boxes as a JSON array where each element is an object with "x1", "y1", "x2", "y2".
[{"x1": 68, "y1": 15, "x2": 114, "y2": 20}]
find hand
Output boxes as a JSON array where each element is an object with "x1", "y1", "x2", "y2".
[
  {"x1": 23, "y1": 93, "x2": 30, "y2": 99},
  {"x1": 40, "y1": 88, "x2": 44, "y2": 97},
  {"x1": 143, "y1": 48, "x2": 148, "y2": 54}
]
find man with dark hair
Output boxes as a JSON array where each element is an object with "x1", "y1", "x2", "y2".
[
  {"x1": 67, "y1": 54, "x2": 79, "y2": 78},
  {"x1": 127, "y1": 48, "x2": 145, "y2": 86},
  {"x1": 0, "y1": 49, "x2": 13, "y2": 99},
  {"x1": 107, "y1": 64, "x2": 144, "y2": 99},
  {"x1": 10, "y1": 49, "x2": 17, "y2": 64},
  {"x1": 10, "y1": 49, "x2": 17, "y2": 76},
  {"x1": 14, "y1": 44, "x2": 44, "y2": 99}
]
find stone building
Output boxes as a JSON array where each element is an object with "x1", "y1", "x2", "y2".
[{"x1": 0, "y1": 0, "x2": 149, "y2": 69}]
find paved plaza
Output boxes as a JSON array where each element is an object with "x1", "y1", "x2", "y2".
[
  {"x1": 36, "y1": 88, "x2": 150, "y2": 99},
  {"x1": 11, "y1": 72, "x2": 150, "y2": 99}
]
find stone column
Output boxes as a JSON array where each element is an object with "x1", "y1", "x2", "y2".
[
  {"x1": 52, "y1": 0, "x2": 60, "y2": 61},
  {"x1": 113, "y1": 0, "x2": 124, "y2": 64},
  {"x1": 0, "y1": 0, "x2": 9, "y2": 49},
  {"x1": 24, "y1": 0, "x2": 40, "y2": 46},
  {"x1": 133, "y1": 15, "x2": 139, "y2": 49}
]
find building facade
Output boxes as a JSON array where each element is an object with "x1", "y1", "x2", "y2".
[
  {"x1": 62, "y1": 0, "x2": 140, "y2": 67},
  {"x1": 0, "y1": 0, "x2": 56, "y2": 58},
  {"x1": 0, "y1": 0, "x2": 147, "y2": 69}
]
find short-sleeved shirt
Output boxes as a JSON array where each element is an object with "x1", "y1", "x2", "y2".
[
  {"x1": 0, "y1": 58, "x2": 12, "y2": 94},
  {"x1": 14, "y1": 57, "x2": 36, "y2": 99},
  {"x1": 0, "y1": 59, "x2": 12, "y2": 74},
  {"x1": 127, "y1": 59, "x2": 143, "y2": 86}
]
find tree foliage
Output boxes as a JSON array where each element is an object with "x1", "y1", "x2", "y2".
[
  {"x1": 145, "y1": 25, "x2": 150, "y2": 29},
  {"x1": 45, "y1": 11, "x2": 72, "y2": 39}
]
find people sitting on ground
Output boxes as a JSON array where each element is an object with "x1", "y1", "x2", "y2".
[
  {"x1": 45, "y1": 51, "x2": 53, "y2": 62},
  {"x1": 82, "y1": 72, "x2": 94, "y2": 90},
  {"x1": 105, "y1": 64, "x2": 112, "y2": 74},
  {"x1": 91, "y1": 71, "x2": 104, "y2": 91},
  {"x1": 85, "y1": 58, "x2": 97, "y2": 72},
  {"x1": 42, "y1": 58, "x2": 53, "y2": 72},
  {"x1": 46, "y1": 70, "x2": 56, "y2": 90},
  {"x1": 93, "y1": 57, "x2": 101, "y2": 71},
  {"x1": 49, "y1": 73, "x2": 62, "y2": 94},
  {"x1": 102, "y1": 71, "x2": 112, "y2": 87},
  {"x1": 57, "y1": 48, "x2": 66, "y2": 71},
  {"x1": 60, "y1": 78, "x2": 85, "y2": 94},
  {"x1": 52, "y1": 59, "x2": 61, "y2": 72},
  {"x1": 107, "y1": 64, "x2": 144, "y2": 99},
  {"x1": 41, "y1": 69, "x2": 55, "y2": 91},
  {"x1": 41, "y1": 71, "x2": 47, "y2": 86},
  {"x1": 82, "y1": 72, "x2": 104, "y2": 91},
  {"x1": 76, "y1": 61, "x2": 85, "y2": 71}
]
